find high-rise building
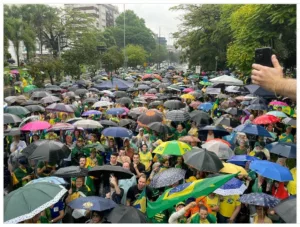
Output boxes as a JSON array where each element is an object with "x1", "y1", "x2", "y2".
[
  {"x1": 65, "y1": 4, "x2": 119, "y2": 30},
  {"x1": 157, "y1": 36, "x2": 167, "y2": 46}
]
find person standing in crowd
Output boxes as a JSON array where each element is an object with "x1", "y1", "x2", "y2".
[{"x1": 130, "y1": 153, "x2": 146, "y2": 178}]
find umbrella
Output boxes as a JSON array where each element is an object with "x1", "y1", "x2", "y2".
[
  {"x1": 83, "y1": 143, "x2": 106, "y2": 153},
  {"x1": 274, "y1": 197, "x2": 296, "y2": 223},
  {"x1": 19, "y1": 115, "x2": 40, "y2": 128},
  {"x1": 69, "y1": 196, "x2": 116, "y2": 212},
  {"x1": 246, "y1": 103, "x2": 268, "y2": 110},
  {"x1": 282, "y1": 117, "x2": 296, "y2": 126},
  {"x1": 4, "y1": 182, "x2": 67, "y2": 224},
  {"x1": 266, "y1": 111, "x2": 288, "y2": 118},
  {"x1": 250, "y1": 160, "x2": 293, "y2": 182},
  {"x1": 147, "y1": 122, "x2": 169, "y2": 134},
  {"x1": 137, "y1": 110, "x2": 163, "y2": 126},
  {"x1": 250, "y1": 97, "x2": 267, "y2": 105},
  {"x1": 127, "y1": 87, "x2": 138, "y2": 92},
  {"x1": 269, "y1": 101, "x2": 288, "y2": 107},
  {"x1": 93, "y1": 101, "x2": 113, "y2": 108},
  {"x1": 202, "y1": 141, "x2": 234, "y2": 160},
  {"x1": 54, "y1": 166, "x2": 88, "y2": 178},
  {"x1": 143, "y1": 94, "x2": 158, "y2": 100},
  {"x1": 105, "y1": 205, "x2": 147, "y2": 223},
  {"x1": 46, "y1": 103, "x2": 74, "y2": 113},
  {"x1": 24, "y1": 105, "x2": 45, "y2": 113},
  {"x1": 81, "y1": 110, "x2": 102, "y2": 117},
  {"x1": 48, "y1": 123, "x2": 75, "y2": 131},
  {"x1": 180, "y1": 94, "x2": 195, "y2": 100},
  {"x1": 4, "y1": 106, "x2": 30, "y2": 117},
  {"x1": 166, "y1": 110, "x2": 190, "y2": 122},
  {"x1": 4, "y1": 128, "x2": 21, "y2": 136},
  {"x1": 178, "y1": 136, "x2": 200, "y2": 143},
  {"x1": 62, "y1": 91, "x2": 76, "y2": 98},
  {"x1": 66, "y1": 117, "x2": 83, "y2": 124},
  {"x1": 206, "y1": 138, "x2": 231, "y2": 147},
  {"x1": 5, "y1": 95, "x2": 27, "y2": 105},
  {"x1": 106, "y1": 108, "x2": 125, "y2": 115},
  {"x1": 150, "y1": 168, "x2": 186, "y2": 188},
  {"x1": 214, "y1": 116, "x2": 240, "y2": 128},
  {"x1": 20, "y1": 100, "x2": 40, "y2": 106},
  {"x1": 252, "y1": 114, "x2": 281, "y2": 125},
  {"x1": 119, "y1": 119, "x2": 136, "y2": 127},
  {"x1": 26, "y1": 176, "x2": 67, "y2": 186},
  {"x1": 31, "y1": 91, "x2": 51, "y2": 99},
  {"x1": 214, "y1": 178, "x2": 247, "y2": 196},
  {"x1": 189, "y1": 101, "x2": 202, "y2": 109},
  {"x1": 206, "y1": 87, "x2": 221, "y2": 95},
  {"x1": 89, "y1": 165, "x2": 134, "y2": 180},
  {"x1": 200, "y1": 81, "x2": 213, "y2": 86},
  {"x1": 73, "y1": 119, "x2": 103, "y2": 129},
  {"x1": 220, "y1": 99, "x2": 237, "y2": 108},
  {"x1": 148, "y1": 88, "x2": 158, "y2": 94},
  {"x1": 100, "y1": 120, "x2": 119, "y2": 127},
  {"x1": 216, "y1": 93, "x2": 229, "y2": 99},
  {"x1": 198, "y1": 125, "x2": 230, "y2": 138},
  {"x1": 88, "y1": 88, "x2": 100, "y2": 93},
  {"x1": 113, "y1": 91, "x2": 128, "y2": 98},
  {"x1": 245, "y1": 84, "x2": 276, "y2": 97},
  {"x1": 234, "y1": 124, "x2": 272, "y2": 138},
  {"x1": 287, "y1": 168, "x2": 296, "y2": 195},
  {"x1": 225, "y1": 107, "x2": 242, "y2": 116},
  {"x1": 183, "y1": 147, "x2": 224, "y2": 172},
  {"x1": 219, "y1": 163, "x2": 248, "y2": 175},
  {"x1": 240, "y1": 193, "x2": 280, "y2": 208},
  {"x1": 227, "y1": 155, "x2": 259, "y2": 166},
  {"x1": 133, "y1": 97, "x2": 147, "y2": 104},
  {"x1": 102, "y1": 90, "x2": 114, "y2": 96},
  {"x1": 138, "y1": 84, "x2": 151, "y2": 90},
  {"x1": 182, "y1": 88, "x2": 194, "y2": 93},
  {"x1": 83, "y1": 98, "x2": 98, "y2": 104},
  {"x1": 23, "y1": 85, "x2": 37, "y2": 93},
  {"x1": 153, "y1": 140, "x2": 191, "y2": 156},
  {"x1": 164, "y1": 100, "x2": 185, "y2": 110},
  {"x1": 148, "y1": 101, "x2": 163, "y2": 108},
  {"x1": 265, "y1": 142, "x2": 296, "y2": 159},
  {"x1": 116, "y1": 97, "x2": 132, "y2": 105},
  {"x1": 189, "y1": 110, "x2": 212, "y2": 126},
  {"x1": 189, "y1": 91, "x2": 203, "y2": 99},
  {"x1": 4, "y1": 113, "x2": 22, "y2": 124},
  {"x1": 21, "y1": 140, "x2": 71, "y2": 163},
  {"x1": 21, "y1": 121, "x2": 51, "y2": 131},
  {"x1": 210, "y1": 75, "x2": 243, "y2": 85},
  {"x1": 198, "y1": 102, "x2": 213, "y2": 111},
  {"x1": 74, "y1": 89, "x2": 88, "y2": 96},
  {"x1": 102, "y1": 127, "x2": 132, "y2": 138}
]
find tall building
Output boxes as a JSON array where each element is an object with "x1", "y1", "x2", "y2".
[{"x1": 65, "y1": 4, "x2": 119, "y2": 30}]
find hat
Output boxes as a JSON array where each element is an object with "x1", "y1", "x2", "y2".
[
  {"x1": 77, "y1": 137, "x2": 84, "y2": 142},
  {"x1": 139, "y1": 128, "x2": 144, "y2": 131},
  {"x1": 254, "y1": 141, "x2": 265, "y2": 148},
  {"x1": 175, "y1": 202, "x2": 185, "y2": 208}
]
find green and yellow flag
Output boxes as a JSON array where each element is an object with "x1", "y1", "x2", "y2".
[
  {"x1": 133, "y1": 188, "x2": 147, "y2": 213},
  {"x1": 211, "y1": 98, "x2": 219, "y2": 117}
]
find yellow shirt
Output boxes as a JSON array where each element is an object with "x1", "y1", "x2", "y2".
[
  {"x1": 219, "y1": 195, "x2": 241, "y2": 218},
  {"x1": 207, "y1": 195, "x2": 220, "y2": 217},
  {"x1": 139, "y1": 151, "x2": 152, "y2": 171},
  {"x1": 254, "y1": 215, "x2": 272, "y2": 223},
  {"x1": 200, "y1": 219, "x2": 210, "y2": 224},
  {"x1": 188, "y1": 128, "x2": 198, "y2": 137}
]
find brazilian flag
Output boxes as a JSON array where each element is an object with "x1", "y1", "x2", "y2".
[
  {"x1": 211, "y1": 98, "x2": 219, "y2": 117},
  {"x1": 133, "y1": 188, "x2": 147, "y2": 213}
]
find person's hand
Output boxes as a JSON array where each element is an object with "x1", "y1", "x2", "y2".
[
  {"x1": 133, "y1": 163, "x2": 138, "y2": 169},
  {"x1": 154, "y1": 166, "x2": 160, "y2": 172},
  {"x1": 228, "y1": 218, "x2": 234, "y2": 223},
  {"x1": 68, "y1": 188, "x2": 72, "y2": 195},
  {"x1": 25, "y1": 175, "x2": 31, "y2": 180},
  {"x1": 189, "y1": 201, "x2": 197, "y2": 208},
  {"x1": 110, "y1": 176, "x2": 117, "y2": 185},
  {"x1": 106, "y1": 192, "x2": 111, "y2": 199},
  {"x1": 251, "y1": 55, "x2": 284, "y2": 92}
]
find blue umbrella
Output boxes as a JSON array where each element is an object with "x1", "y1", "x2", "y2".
[
  {"x1": 68, "y1": 196, "x2": 116, "y2": 211},
  {"x1": 106, "y1": 108, "x2": 125, "y2": 115},
  {"x1": 26, "y1": 176, "x2": 67, "y2": 186},
  {"x1": 214, "y1": 178, "x2": 247, "y2": 196},
  {"x1": 81, "y1": 110, "x2": 102, "y2": 117},
  {"x1": 198, "y1": 125, "x2": 230, "y2": 138},
  {"x1": 102, "y1": 127, "x2": 133, "y2": 138},
  {"x1": 241, "y1": 101, "x2": 250, "y2": 106},
  {"x1": 266, "y1": 142, "x2": 296, "y2": 158},
  {"x1": 250, "y1": 160, "x2": 293, "y2": 182},
  {"x1": 94, "y1": 78, "x2": 133, "y2": 90},
  {"x1": 234, "y1": 124, "x2": 273, "y2": 138},
  {"x1": 240, "y1": 193, "x2": 280, "y2": 207},
  {"x1": 198, "y1": 102, "x2": 213, "y2": 111},
  {"x1": 227, "y1": 155, "x2": 259, "y2": 166}
]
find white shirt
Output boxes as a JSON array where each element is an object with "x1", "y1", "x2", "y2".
[
  {"x1": 10, "y1": 140, "x2": 27, "y2": 153},
  {"x1": 168, "y1": 208, "x2": 186, "y2": 224}
]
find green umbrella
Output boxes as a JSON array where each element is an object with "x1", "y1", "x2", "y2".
[
  {"x1": 199, "y1": 81, "x2": 213, "y2": 86},
  {"x1": 23, "y1": 85, "x2": 37, "y2": 93},
  {"x1": 152, "y1": 79, "x2": 161, "y2": 83},
  {"x1": 4, "y1": 182, "x2": 67, "y2": 224},
  {"x1": 83, "y1": 143, "x2": 106, "y2": 153}
]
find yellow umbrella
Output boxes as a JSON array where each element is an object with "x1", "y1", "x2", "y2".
[
  {"x1": 287, "y1": 167, "x2": 296, "y2": 195},
  {"x1": 180, "y1": 94, "x2": 195, "y2": 100},
  {"x1": 153, "y1": 140, "x2": 191, "y2": 156},
  {"x1": 219, "y1": 163, "x2": 248, "y2": 175}
]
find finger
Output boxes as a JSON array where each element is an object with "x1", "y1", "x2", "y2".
[
  {"x1": 252, "y1": 63, "x2": 264, "y2": 70},
  {"x1": 271, "y1": 55, "x2": 281, "y2": 69},
  {"x1": 251, "y1": 69, "x2": 262, "y2": 77}
]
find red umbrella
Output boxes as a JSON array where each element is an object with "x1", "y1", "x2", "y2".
[
  {"x1": 253, "y1": 114, "x2": 281, "y2": 125},
  {"x1": 189, "y1": 101, "x2": 202, "y2": 108},
  {"x1": 21, "y1": 121, "x2": 51, "y2": 131},
  {"x1": 153, "y1": 74, "x2": 162, "y2": 80},
  {"x1": 206, "y1": 138, "x2": 231, "y2": 147},
  {"x1": 142, "y1": 74, "x2": 152, "y2": 80},
  {"x1": 183, "y1": 88, "x2": 194, "y2": 93}
]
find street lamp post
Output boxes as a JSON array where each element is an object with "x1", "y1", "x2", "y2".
[{"x1": 215, "y1": 56, "x2": 219, "y2": 72}]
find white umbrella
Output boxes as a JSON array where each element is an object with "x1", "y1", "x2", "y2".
[
  {"x1": 202, "y1": 141, "x2": 234, "y2": 160},
  {"x1": 210, "y1": 75, "x2": 243, "y2": 85},
  {"x1": 93, "y1": 101, "x2": 114, "y2": 108},
  {"x1": 73, "y1": 119, "x2": 103, "y2": 129}
]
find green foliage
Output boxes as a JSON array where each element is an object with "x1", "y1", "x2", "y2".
[
  {"x1": 102, "y1": 46, "x2": 124, "y2": 72},
  {"x1": 123, "y1": 44, "x2": 147, "y2": 67},
  {"x1": 148, "y1": 44, "x2": 168, "y2": 63}
]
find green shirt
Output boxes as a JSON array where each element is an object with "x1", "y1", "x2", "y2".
[
  {"x1": 174, "y1": 129, "x2": 187, "y2": 140},
  {"x1": 234, "y1": 146, "x2": 247, "y2": 155},
  {"x1": 37, "y1": 161, "x2": 56, "y2": 178},
  {"x1": 148, "y1": 210, "x2": 169, "y2": 223}
]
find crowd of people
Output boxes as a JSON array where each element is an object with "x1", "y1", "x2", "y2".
[{"x1": 3, "y1": 60, "x2": 296, "y2": 224}]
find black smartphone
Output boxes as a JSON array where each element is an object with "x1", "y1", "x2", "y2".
[{"x1": 255, "y1": 47, "x2": 273, "y2": 67}]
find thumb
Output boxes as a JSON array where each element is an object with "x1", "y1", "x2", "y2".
[{"x1": 271, "y1": 55, "x2": 281, "y2": 69}]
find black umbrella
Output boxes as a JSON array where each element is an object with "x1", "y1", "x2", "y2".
[
  {"x1": 83, "y1": 98, "x2": 98, "y2": 104},
  {"x1": 274, "y1": 197, "x2": 296, "y2": 223},
  {"x1": 62, "y1": 91, "x2": 76, "y2": 98},
  {"x1": 54, "y1": 166, "x2": 88, "y2": 178},
  {"x1": 88, "y1": 88, "x2": 100, "y2": 93},
  {"x1": 74, "y1": 89, "x2": 88, "y2": 96},
  {"x1": 116, "y1": 97, "x2": 132, "y2": 105},
  {"x1": 138, "y1": 84, "x2": 151, "y2": 90},
  {"x1": 147, "y1": 88, "x2": 158, "y2": 94},
  {"x1": 100, "y1": 120, "x2": 119, "y2": 127},
  {"x1": 24, "y1": 105, "x2": 45, "y2": 113},
  {"x1": 21, "y1": 140, "x2": 71, "y2": 163},
  {"x1": 119, "y1": 119, "x2": 136, "y2": 127},
  {"x1": 31, "y1": 91, "x2": 51, "y2": 99},
  {"x1": 246, "y1": 104, "x2": 268, "y2": 110},
  {"x1": 225, "y1": 107, "x2": 242, "y2": 116},
  {"x1": 250, "y1": 97, "x2": 267, "y2": 105},
  {"x1": 214, "y1": 116, "x2": 240, "y2": 128},
  {"x1": 88, "y1": 165, "x2": 134, "y2": 180},
  {"x1": 104, "y1": 204, "x2": 147, "y2": 223},
  {"x1": 127, "y1": 87, "x2": 138, "y2": 92},
  {"x1": 166, "y1": 110, "x2": 190, "y2": 122},
  {"x1": 114, "y1": 91, "x2": 128, "y2": 98},
  {"x1": 46, "y1": 103, "x2": 74, "y2": 113},
  {"x1": 4, "y1": 128, "x2": 21, "y2": 136},
  {"x1": 148, "y1": 101, "x2": 163, "y2": 108},
  {"x1": 245, "y1": 84, "x2": 276, "y2": 97},
  {"x1": 282, "y1": 117, "x2": 296, "y2": 126},
  {"x1": 4, "y1": 113, "x2": 22, "y2": 124},
  {"x1": 198, "y1": 125, "x2": 230, "y2": 139},
  {"x1": 5, "y1": 95, "x2": 27, "y2": 105},
  {"x1": 164, "y1": 100, "x2": 185, "y2": 110},
  {"x1": 147, "y1": 122, "x2": 170, "y2": 134},
  {"x1": 183, "y1": 147, "x2": 224, "y2": 172},
  {"x1": 189, "y1": 110, "x2": 213, "y2": 126}
]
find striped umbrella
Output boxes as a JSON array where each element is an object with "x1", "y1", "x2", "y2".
[{"x1": 153, "y1": 140, "x2": 191, "y2": 156}]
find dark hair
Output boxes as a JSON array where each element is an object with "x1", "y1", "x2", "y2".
[
  {"x1": 79, "y1": 155, "x2": 86, "y2": 160},
  {"x1": 133, "y1": 153, "x2": 140, "y2": 158},
  {"x1": 199, "y1": 205, "x2": 208, "y2": 212},
  {"x1": 141, "y1": 143, "x2": 148, "y2": 149},
  {"x1": 119, "y1": 147, "x2": 126, "y2": 151},
  {"x1": 111, "y1": 152, "x2": 118, "y2": 157}
]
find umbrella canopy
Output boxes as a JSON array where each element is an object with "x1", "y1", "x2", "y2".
[
  {"x1": 119, "y1": 119, "x2": 136, "y2": 127},
  {"x1": 20, "y1": 99, "x2": 40, "y2": 106},
  {"x1": 138, "y1": 84, "x2": 151, "y2": 90},
  {"x1": 269, "y1": 101, "x2": 288, "y2": 106},
  {"x1": 150, "y1": 168, "x2": 186, "y2": 188},
  {"x1": 24, "y1": 105, "x2": 45, "y2": 113},
  {"x1": 5, "y1": 106, "x2": 30, "y2": 117},
  {"x1": 105, "y1": 205, "x2": 147, "y2": 223},
  {"x1": 282, "y1": 117, "x2": 296, "y2": 126},
  {"x1": 102, "y1": 127, "x2": 132, "y2": 138},
  {"x1": 69, "y1": 196, "x2": 116, "y2": 212},
  {"x1": 183, "y1": 147, "x2": 224, "y2": 172},
  {"x1": 89, "y1": 165, "x2": 134, "y2": 180},
  {"x1": 234, "y1": 124, "x2": 272, "y2": 138},
  {"x1": 219, "y1": 163, "x2": 248, "y2": 175},
  {"x1": 252, "y1": 114, "x2": 281, "y2": 125},
  {"x1": 46, "y1": 103, "x2": 74, "y2": 113},
  {"x1": 153, "y1": 140, "x2": 191, "y2": 156},
  {"x1": 214, "y1": 116, "x2": 240, "y2": 128},
  {"x1": 81, "y1": 110, "x2": 102, "y2": 117},
  {"x1": 198, "y1": 125, "x2": 230, "y2": 138},
  {"x1": 4, "y1": 113, "x2": 22, "y2": 124},
  {"x1": 166, "y1": 110, "x2": 190, "y2": 122},
  {"x1": 114, "y1": 91, "x2": 128, "y2": 98},
  {"x1": 227, "y1": 155, "x2": 259, "y2": 166},
  {"x1": 74, "y1": 89, "x2": 88, "y2": 96},
  {"x1": 66, "y1": 117, "x2": 83, "y2": 124},
  {"x1": 83, "y1": 98, "x2": 98, "y2": 104},
  {"x1": 4, "y1": 128, "x2": 21, "y2": 136},
  {"x1": 198, "y1": 102, "x2": 213, "y2": 111},
  {"x1": 83, "y1": 143, "x2": 106, "y2": 153},
  {"x1": 93, "y1": 101, "x2": 113, "y2": 108},
  {"x1": 189, "y1": 101, "x2": 202, "y2": 109},
  {"x1": 189, "y1": 91, "x2": 203, "y2": 99},
  {"x1": 148, "y1": 101, "x2": 163, "y2": 108},
  {"x1": 26, "y1": 176, "x2": 67, "y2": 186},
  {"x1": 133, "y1": 97, "x2": 147, "y2": 104},
  {"x1": 206, "y1": 138, "x2": 231, "y2": 147},
  {"x1": 31, "y1": 91, "x2": 51, "y2": 99},
  {"x1": 137, "y1": 110, "x2": 163, "y2": 126},
  {"x1": 214, "y1": 178, "x2": 247, "y2": 196},
  {"x1": 246, "y1": 103, "x2": 268, "y2": 110},
  {"x1": 225, "y1": 107, "x2": 242, "y2": 116},
  {"x1": 21, "y1": 140, "x2": 71, "y2": 163},
  {"x1": 148, "y1": 88, "x2": 158, "y2": 94},
  {"x1": 250, "y1": 97, "x2": 267, "y2": 105},
  {"x1": 266, "y1": 142, "x2": 296, "y2": 158},
  {"x1": 19, "y1": 115, "x2": 40, "y2": 128},
  {"x1": 220, "y1": 99, "x2": 237, "y2": 108},
  {"x1": 116, "y1": 97, "x2": 132, "y2": 105},
  {"x1": 274, "y1": 197, "x2": 296, "y2": 223},
  {"x1": 147, "y1": 122, "x2": 170, "y2": 134},
  {"x1": 4, "y1": 182, "x2": 67, "y2": 224},
  {"x1": 62, "y1": 91, "x2": 76, "y2": 98},
  {"x1": 189, "y1": 110, "x2": 212, "y2": 126},
  {"x1": 48, "y1": 123, "x2": 75, "y2": 131},
  {"x1": 178, "y1": 136, "x2": 200, "y2": 143},
  {"x1": 180, "y1": 94, "x2": 195, "y2": 100},
  {"x1": 21, "y1": 121, "x2": 51, "y2": 131},
  {"x1": 250, "y1": 160, "x2": 293, "y2": 182},
  {"x1": 164, "y1": 100, "x2": 185, "y2": 110},
  {"x1": 54, "y1": 166, "x2": 88, "y2": 178},
  {"x1": 106, "y1": 108, "x2": 126, "y2": 115},
  {"x1": 5, "y1": 95, "x2": 27, "y2": 105},
  {"x1": 266, "y1": 111, "x2": 288, "y2": 118},
  {"x1": 202, "y1": 141, "x2": 234, "y2": 160},
  {"x1": 23, "y1": 85, "x2": 37, "y2": 93},
  {"x1": 73, "y1": 119, "x2": 103, "y2": 129},
  {"x1": 245, "y1": 84, "x2": 276, "y2": 97},
  {"x1": 210, "y1": 75, "x2": 243, "y2": 85},
  {"x1": 240, "y1": 193, "x2": 280, "y2": 208},
  {"x1": 100, "y1": 120, "x2": 119, "y2": 127}
]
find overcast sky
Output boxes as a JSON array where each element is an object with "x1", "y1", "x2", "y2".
[{"x1": 115, "y1": 4, "x2": 184, "y2": 45}]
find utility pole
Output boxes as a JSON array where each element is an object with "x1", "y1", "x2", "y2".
[
  {"x1": 157, "y1": 27, "x2": 160, "y2": 70},
  {"x1": 123, "y1": 4, "x2": 127, "y2": 73}
]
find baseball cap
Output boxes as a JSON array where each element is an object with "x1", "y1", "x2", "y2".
[{"x1": 175, "y1": 202, "x2": 185, "y2": 208}]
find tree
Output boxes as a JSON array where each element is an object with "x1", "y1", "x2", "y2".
[
  {"x1": 149, "y1": 44, "x2": 168, "y2": 64},
  {"x1": 123, "y1": 44, "x2": 147, "y2": 67},
  {"x1": 102, "y1": 46, "x2": 124, "y2": 72}
]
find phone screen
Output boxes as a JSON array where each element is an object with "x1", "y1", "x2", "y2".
[{"x1": 255, "y1": 47, "x2": 273, "y2": 67}]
